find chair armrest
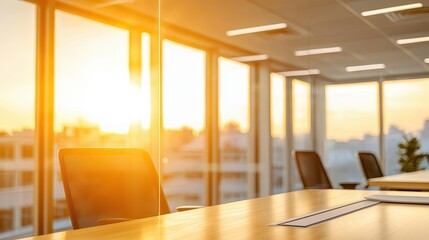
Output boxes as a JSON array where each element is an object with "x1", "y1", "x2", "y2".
[
  {"x1": 98, "y1": 218, "x2": 133, "y2": 225},
  {"x1": 339, "y1": 182, "x2": 360, "y2": 189},
  {"x1": 176, "y1": 205, "x2": 205, "y2": 212}
]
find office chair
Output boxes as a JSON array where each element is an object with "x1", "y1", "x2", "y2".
[
  {"x1": 58, "y1": 148, "x2": 195, "y2": 229},
  {"x1": 294, "y1": 151, "x2": 333, "y2": 189},
  {"x1": 357, "y1": 152, "x2": 383, "y2": 188},
  {"x1": 294, "y1": 151, "x2": 360, "y2": 189}
]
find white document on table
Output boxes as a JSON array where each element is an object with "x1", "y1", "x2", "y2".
[{"x1": 365, "y1": 195, "x2": 429, "y2": 204}]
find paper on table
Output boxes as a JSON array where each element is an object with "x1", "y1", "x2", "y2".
[{"x1": 365, "y1": 195, "x2": 429, "y2": 204}]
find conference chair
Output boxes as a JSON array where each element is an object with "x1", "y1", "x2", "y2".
[
  {"x1": 58, "y1": 148, "x2": 200, "y2": 229},
  {"x1": 294, "y1": 151, "x2": 360, "y2": 189},
  {"x1": 357, "y1": 152, "x2": 383, "y2": 188}
]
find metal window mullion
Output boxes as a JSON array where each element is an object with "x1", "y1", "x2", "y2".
[
  {"x1": 206, "y1": 50, "x2": 219, "y2": 206},
  {"x1": 149, "y1": 27, "x2": 161, "y2": 172},
  {"x1": 378, "y1": 77, "x2": 385, "y2": 171},
  {"x1": 310, "y1": 78, "x2": 316, "y2": 151},
  {"x1": 248, "y1": 63, "x2": 258, "y2": 199},
  {"x1": 128, "y1": 29, "x2": 142, "y2": 147},
  {"x1": 256, "y1": 62, "x2": 271, "y2": 196},
  {"x1": 313, "y1": 78, "x2": 326, "y2": 157},
  {"x1": 35, "y1": 0, "x2": 55, "y2": 235},
  {"x1": 285, "y1": 78, "x2": 294, "y2": 192}
]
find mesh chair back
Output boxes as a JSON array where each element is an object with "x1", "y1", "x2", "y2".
[
  {"x1": 58, "y1": 148, "x2": 170, "y2": 229},
  {"x1": 294, "y1": 151, "x2": 332, "y2": 189},
  {"x1": 358, "y1": 152, "x2": 383, "y2": 180}
]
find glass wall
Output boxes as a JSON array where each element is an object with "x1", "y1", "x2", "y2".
[
  {"x1": 270, "y1": 73, "x2": 286, "y2": 194},
  {"x1": 54, "y1": 10, "x2": 131, "y2": 230},
  {"x1": 383, "y1": 78, "x2": 429, "y2": 175},
  {"x1": 218, "y1": 57, "x2": 250, "y2": 203},
  {"x1": 161, "y1": 40, "x2": 206, "y2": 210},
  {"x1": 325, "y1": 82, "x2": 379, "y2": 187},
  {"x1": 291, "y1": 79, "x2": 311, "y2": 189},
  {"x1": 0, "y1": 1, "x2": 36, "y2": 239},
  {"x1": 292, "y1": 79, "x2": 312, "y2": 150}
]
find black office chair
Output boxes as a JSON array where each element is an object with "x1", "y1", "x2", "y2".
[
  {"x1": 294, "y1": 151, "x2": 360, "y2": 189},
  {"x1": 358, "y1": 152, "x2": 383, "y2": 188},
  {"x1": 58, "y1": 148, "x2": 200, "y2": 229}
]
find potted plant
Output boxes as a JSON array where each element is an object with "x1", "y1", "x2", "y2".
[{"x1": 397, "y1": 135, "x2": 426, "y2": 173}]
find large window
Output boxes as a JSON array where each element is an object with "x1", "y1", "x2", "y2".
[
  {"x1": 161, "y1": 40, "x2": 206, "y2": 210},
  {"x1": 270, "y1": 73, "x2": 286, "y2": 194},
  {"x1": 54, "y1": 10, "x2": 130, "y2": 230},
  {"x1": 291, "y1": 79, "x2": 311, "y2": 189},
  {"x1": 292, "y1": 79, "x2": 311, "y2": 150},
  {"x1": 383, "y1": 78, "x2": 429, "y2": 175},
  {"x1": 0, "y1": 0, "x2": 36, "y2": 238},
  {"x1": 325, "y1": 82, "x2": 379, "y2": 187},
  {"x1": 218, "y1": 57, "x2": 250, "y2": 203}
]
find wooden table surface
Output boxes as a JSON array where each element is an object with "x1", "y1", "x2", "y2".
[
  {"x1": 22, "y1": 189, "x2": 429, "y2": 240},
  {"x1": 368, "y1": 170, "x2": 429, "y2": 190}
]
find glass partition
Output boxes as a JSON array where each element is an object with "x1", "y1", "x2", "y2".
[
  {"x1": 0, "y1": 1, "x2": 36, "y2": 239},
  {"x1": 383, "y1": 78, "x2": 429, "y2": 175},
  {"x1": 292, "y1": 79, "x2": 312, "y2": 150},
  {"x1": 325, "y1": 82, "x2": 379, "y2": 187},
  {"x1": 161, "y1": 40, "x2": 207, "y2": 210},
  {"x1": 54, "y1": 10, "x2": 131, "y2": 230},
  {"x1": 218, "y1": 57, "x2": 250, "y2": 203},
  {"x1": 290, "y1": 79, "x2": 311, "y2": 189},
  {"x1": 270, "y1": 73, "x2": 286, "y2": 194}
]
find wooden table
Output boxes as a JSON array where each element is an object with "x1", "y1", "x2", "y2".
[
  {"x1": 22, "y1": 189, "x2": 429, "y2": 240},
  {"x1": 368, "y1": 170, "x2": 429, "y2": 190}
]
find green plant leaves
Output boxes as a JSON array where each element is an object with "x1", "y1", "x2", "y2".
[{"x1": 397, "y1": 135, "x2": 426, "y2": 173}]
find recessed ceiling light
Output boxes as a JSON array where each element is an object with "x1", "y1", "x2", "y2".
[
  {"x1": 295, "y1": 47, "x2": 342, "y2": 56},
  {"x1": 277, "y1": 69, "x2": 320, "y2": 77},
  {"x1": 396, "y1": 36, "x2": 429, "y2": 45},
  {"x1": 230, "y1": 54, "x2": 269, "y2": 62},
  {"x1": 345, "y1": 64, "x2": 385, "y2": 72},
  {"x1": 226, "y1": 23, "x2": 287, "y2": 36},
  {"x1": 361, "y1": 3, "x2": 423, "y2": 17},
  {"x1": 425, "y1": 58, "x2": 429, "y2": 63}
]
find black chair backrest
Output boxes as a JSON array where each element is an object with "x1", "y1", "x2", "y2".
[
  {"x1": 358, "y1": 152, "x2": 383, "y2": 180},
  {"x1": 294, "y1": 151, "x2": 333, "y2": 189},
  {"x1": 58, "y1": 148, "x2": 170, "y2": 229}
]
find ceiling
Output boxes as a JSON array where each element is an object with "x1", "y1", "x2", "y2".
[{"x1": 60, "y1": 0, "x2": 429, "y2": 81}]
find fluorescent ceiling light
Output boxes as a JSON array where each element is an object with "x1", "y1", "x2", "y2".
[
  {"x1": 361, "y1": 3, "x2": 423, "y2": 17},
  {"x1": 295, "y1": 47, "x2": 342, "y2": 56},
  {"x1": 396, "y1": 36, "x2": 429, "y2": 45},
  {"x1": 346, "y1": 64, "x2": 385, "y2": 72},
  {"x1": 226, "y1": 23, "x2": 287, "y2": 36},
  {"x1": 277, "y1": 69, "x2": 320, "y2": 77},
  {"x1": 425, "y1": 58, "x2": 429, "y2": 63},
  {"x1": 230, "y1": 54, "x2": 269, "y2": 62}
]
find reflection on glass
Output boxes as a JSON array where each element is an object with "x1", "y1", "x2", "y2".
[
  {"x1": 55, "y1": 11, "x2": 130, "y2": 231},
  {"x1": 218, "y1": 57, "x2": 250, "y2": 203},
  {"x1": 270, "y1": 73, "x2": 286, "y2": 194},
  {"x1": 384, "y1": 78, "x2": 429, "y2": 174},
  {"x1": 161, "y1": 40, "x2": 206, "y2": 210},
  {"x1": 0, "y1": 1, "x2": 35, "y2": 238},
  {"x1": 292, "y1": 79, "x2": 311, "y2": 189},
  {"x1": 325, "y1": 82, "x2": 379, "y2": 187}
]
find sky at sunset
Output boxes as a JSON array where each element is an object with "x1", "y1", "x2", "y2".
[{"x1": 2, "y1": 0, "x2": 429, "y2": 140}]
